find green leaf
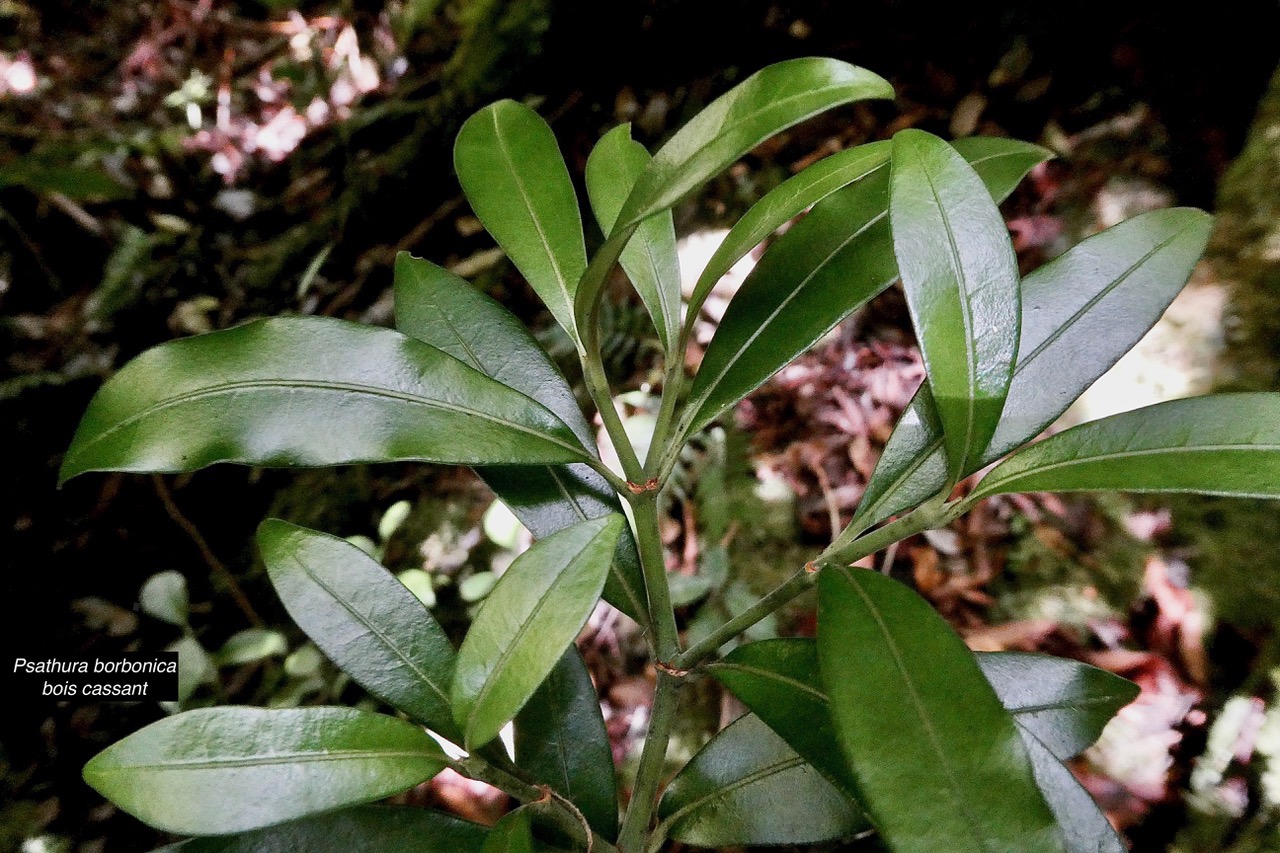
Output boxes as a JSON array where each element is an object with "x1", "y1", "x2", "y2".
[
  {"x1": 658, "y1": 713, "x2": 867, "y2": 847},
  {"x1": 452, "y1": 515, "x2": 624, "y2": 749},
  {"x1": 708, "y1": 639, "x2": 862, "y2": 800},
  {"x1": 394, "y1": 255, "x2": 648, "y2": 625},
  {"x1": 481, "y1": 807, "x2": 534, "y2": 853},
  {"x1": 0, "y1": 162, "x2": 131, "y2": 200},
  {"x1": 973, "y1": 393, "x2": 1280, "y2": 501},
  {"x1": 258, "y1": 519, "x2": 460, "y2": 741},
  {"x1": 159, "y1": 806, "x2": 487, "y2": 852},
  {"x1": 948, "y1": 136, "x2": 1054, "y2": 203},
  {"x1": 585, "y1": 124, "x2": 681, "y2": 354},
  {"x1": 817, "y1": 568, "x2": 1063, "y2": 852},
  {"x1": 514, "y1": 647, "x2": 619, "y2": 838},
  {"x1": 214, "y1": 628, "x2": 287, "y2": 667},
  {"x1": 889, "y1": 128, "x2": 1020, "y2": 477},
  {"x1": 976, "y1": 652, "x2": 1139, "y2": 760},
  {"x1": 60, "y1": 316, "x2": 589, "y2": 484},
  {"x1": 1019, "y1": 730, "x2": 1127, "y2": 853},
  {"x1": 140, "y1": 570, "x2": 189, "y2": 628},
  {"x1": 845, "y1": 208, "x2": 1213, "y2": 540},
  {"x1": 712, "y1": 641, "x2": 1132, "y2": 797},
  {"x1": 83, "y1": 707, "x2": 446, "y2": 835},
  {"x1": 684, "y1": 140, "x2": 891, "y2": 326},
  {"x1": 714, "y1": 641, "x2": 1128, "y2": 853},
  {"x1": 681, "y1": 138, "x2": 1049, "y2": 439},
  {"x1": 614, "y1": 58, "x2": 893, "y2": 229},
  {"x1": 454, "y1": 100, "x2": 586, "y2": 344}
]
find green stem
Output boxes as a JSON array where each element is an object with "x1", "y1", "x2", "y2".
[
  {"x1": 616, "y1": 672, "x2": 681, "y2": 853},
  {"x1": 585, "y1": 457, "x2": 634, "y2": 497},
  {"x1": 675, "y1": 502, "x2": 961, "y2": 670},
  {"x1": 582, "y1": 333, "x2": 645, "y2": 483},
  {"x1": 456, "y1": 757, "x2": 619, "y2": 853},
  {"x1": 675, "y1": 569, "x2": 816, "y2": 670},
  {"x1": 644, "y1": 353, "x2": 687, "y2": 480},
  {"x1": 645, "y1": 305, "x2": 698, "y2": 480},
  {"x1": 577, "y1": 227, "x2": 646, "y2": 484},
  {"x1": 628, "y1": 495, "x2": 680, "y2": 658}
]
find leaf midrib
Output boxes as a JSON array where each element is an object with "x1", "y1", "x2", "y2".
[
  {"x1": 631, "y1": 80, "x2": 864, "y2": 223},
  {"x1": 92, "y1": 748, "x2": 437, "y2": 773},
  {"x1": 70, "y1": 378, "x2": 585, "y2": 463},
  {"x1": 984, "y1": 443, "x2": 1280, "y2": 495},
  {"x1": 663, "y1": 755, "x2": 809, "y2": 830},
  {"x1": 489, "y1": 108, "x2": 578, "y2": 328},
  {"x1": 836, "y1": 566, "x2": 991, "y2": 850},
  {"x1": 1003, "y1": 694, "x2": 1129, "y2": 716},
  {"x1": 463, "y1": 538, "x2": 603, "y2": 743},
  {"x1": 1016, "y1": 223, "x2": 1191, "y2": 370},
  {"x1": 915, "y1": 145, "x2": 980, "y2": 472},
  {"x1": 687, "y1": 207, "x2": 889, "y2": 429},
  {"x1": 285, "y1": 548, "x2": 452, "y2": 711},
  {"x1": 692, "y1": 157, "x2": 889, "y2": 301},
  {"x1": 710, "y1": 661, "x2": 830, "y2": 703}
]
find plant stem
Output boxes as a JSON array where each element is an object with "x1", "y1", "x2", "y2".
[
  {"x1": 615, "y1": 671, "x2": 681, "y2": 853},
  {"x1": 615, "y1": 493, "x2": 683, "y2": 853},
  {"x1": 582, "y1": 337, "x2": 645, "y2": 483},
  {"x1": 457, "y1": 757, "x2": 619, "y2": 853},
  {"x1": 585, "y1": 458, "x2": 634, "y2": 497},
  {"x1": 577, "y1": 228, "x2": 646, "y2": 484},
  {"x1": 628, "y1": 494, "x2": 681, "y2": 658},
  {"x1": 675, "y1": 569, "x2": 816, "y2": 669},
  {"x1": 644, "y1": 341, "x2": 688, "y2": 481},
  {"x1": 675, "y1": 502, "x2": 961, "y2": 670}
]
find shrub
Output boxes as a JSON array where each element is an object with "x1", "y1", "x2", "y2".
[{"x1": 64, "y1": 57, "x2": 1257, "y2": 853}]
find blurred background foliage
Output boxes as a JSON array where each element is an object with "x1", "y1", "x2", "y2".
[{"x1": 4, "y1": 1, "x2": 1280, "y2": 851}]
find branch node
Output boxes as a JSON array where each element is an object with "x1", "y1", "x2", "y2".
[
  {"x1": 626, "y1": 477, "x2": 660, "y2": 494},
  {"x1": 804, "y1": 560, "x2": 821, "y2": 574},
  {"x1": 655, "y1": 659, "x2": 690, "y2": 678}
]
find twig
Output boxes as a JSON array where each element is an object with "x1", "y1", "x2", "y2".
[{"x1": 151, "y1": 475, "x2": 263, "y2": 626}]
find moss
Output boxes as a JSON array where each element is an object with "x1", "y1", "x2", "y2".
[
  {"x1": 1210, "y1": 64, "x2": 1280, "y2": 393},
  {"x1": 1175, "y1": 62, "x2": 1280, "y2": 633},
  {"x1": 1167, "y1": 495, "x2": 1280, "y2": 631},
  {"x1": 991, "y1": 496, "x2": 1147, "y2": 632}
]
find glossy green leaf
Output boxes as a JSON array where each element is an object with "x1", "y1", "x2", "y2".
[
  {"x1": 83, "y1": 707, "x2": 446, "y2": 835},
  {"x1": 844, "y1": 208, "x2": 1214, "y2": 540},
  {"x1": 712, "y1": 641, "x2": 1133, "y2": 795},
  {"x1": 258, "y1": 519, "x2": 460, "y2": 740},
  {"x1": 585, "y1": 125, "x2": 681, "y2": 353},
  {"x1": 481, "y1": 807, "x2": 535, "y2": 853},
  {"x1": 977, "y1": 652, "x2": 1138, "y2": 760},
  {"x1": 393, "y1": 255, "x2": 648, "y2": 624},
  {"x1": 452, "y1": 515, "x2": 624, "y2": 749},
  {"x1": 708, "y1": 639, "x2": 861, "y2": 800},
  {"x1": 59, "y1": 316, "x2": 588, "y2": 484},
  {"x1": 818, "y1": 568, "x2": 1063, "y2": 852},
  {"x1": 948, "y1": 136, "x2": 1054, "y2": 202},
  {"x1": 890, "y1": 128, "x2": 1020, "y2": 477},
  {"x1": 685, "y1": 140, "x2": 891, "y2": 325},
  {"x1": 973, "y1": 393, "x2": 1280, "y2": 501},
  {"x1": 454, "y1": 100, "x2": 587, "y2": 344},
  {"x1": 614, "y1": 58, "x2": 893, "y2": 229},
  {"x1": 1019, "y1": 731, "x2": 1126, "y2": 853},
  {"x1": 161, "y1": 806, "x2": 487, "y2": 852},
  {"x1": 681, "y1": 139, "x2": 1049, "y2": 439},
  {"x1": 514, "y1": 647, "x2": 619, "y2": 838},
  {"x1": 657, "y1": 713, "x2": 867, "y2": 848}
]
